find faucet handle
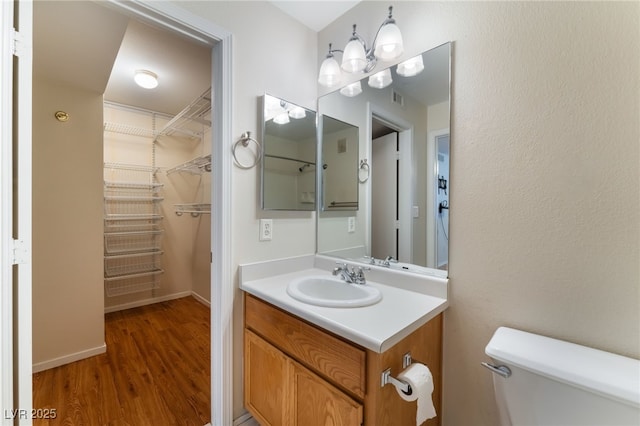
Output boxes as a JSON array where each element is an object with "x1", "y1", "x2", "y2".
[{"x1": 353, "y1": 266, "x2": 369, "y2": 284}]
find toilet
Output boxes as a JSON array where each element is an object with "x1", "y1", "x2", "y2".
[{"x1": 484, "y1": 326, "x2": 640, "y2": 425}]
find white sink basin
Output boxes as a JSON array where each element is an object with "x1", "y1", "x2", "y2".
[{"x1": 286, "y1": 275, "x2": 382, "y2": 308}]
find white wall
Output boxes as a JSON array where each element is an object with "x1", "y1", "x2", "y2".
[
  {"x1": 320, "y1": 2, "x2": 639, "y2": 425},
  {"x1": 170, "y1": 1, "x2": 319, "y2": 418}
]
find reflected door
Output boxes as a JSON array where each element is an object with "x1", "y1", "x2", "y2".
[
  {"x1": 435, "y1": 133, "x2": 449, "y2": 269},
  {"x1": 371, "y1": 132, "x2": 398, "y2": 260}
]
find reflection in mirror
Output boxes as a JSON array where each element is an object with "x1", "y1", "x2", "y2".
[
  {"x1": 321, "y1": 116, "x2": 359, "y2": 211},
  {"x1": 261, "y1": 94, "x2": 317, "y2": 211},
  {"x1": 317, "y1": 42, "x2": 451, "y2": 276}
]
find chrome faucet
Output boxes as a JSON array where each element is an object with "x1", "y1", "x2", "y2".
[
  {"x1": 332, "y1": 262, "x2": 368, "y2": 285},
  {"x1": 382, "y1": 256, "x2": 398, "y2": 267}
]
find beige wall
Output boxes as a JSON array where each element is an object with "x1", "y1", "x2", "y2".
[
  {"x1": 32, "y1": 79, "x2": 105, "y2": 367},
  {"x1": 172, "y1": 1, "x2": 319, "y2": 418},
  {"x1": 320, "y1": 2, "x2": 640, "y2": 425}
]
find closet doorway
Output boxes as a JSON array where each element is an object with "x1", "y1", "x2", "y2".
[{"x1": 30, "y1": 1, "x2": 232, "y2": 424}]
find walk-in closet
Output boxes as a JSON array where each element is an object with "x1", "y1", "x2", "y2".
[
  {"x1": 31, "y1": 2, "x2": 214, "y2": 423},
  {"x1": 103, "y1": 89, "x2": 212, "y2": 311}
]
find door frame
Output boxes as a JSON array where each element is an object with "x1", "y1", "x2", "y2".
[
  {"x1": 428, "y1": 128, "x2": 450, "y2": 269},
  {"x1": 107, "y1": 3, "x2": 234, "y2": 425},
  {"x1": 366, "y1": 103, "x2": 414, "y2": 263},
  {"x1": 1, "y1": 0, "x2": 33, "y2": 423},
  {"x1": 2, "y1": 1, "x2": 235, "y2": 425}
]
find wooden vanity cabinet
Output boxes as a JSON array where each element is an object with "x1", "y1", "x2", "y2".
[{"x1": 244, "y1": 294, "x2": 443, "y2": 426}]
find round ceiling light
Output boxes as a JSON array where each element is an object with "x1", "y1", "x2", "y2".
[{"x1": 134, "y1": 70, "x2": 158, "y2": 89}]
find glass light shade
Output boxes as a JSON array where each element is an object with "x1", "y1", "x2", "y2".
[
  {"x1": 134, "y1": 70, "x2": 158, "y2": 89},
  {"x1": 273, "y1": 112, "x2": 290, "y2": 125},
  {"x1": 341, "y1": 39, "x2": 367, "y2": 73},
  {"x1": 397, "y1": 55, "x2": 424, "y2": 77},
  {"x1": 340, "y1": 81, "x2": 363, "y2": 97},
  {"x1": 288, "y1": 106, "x2": 306, "y2": 119},
  {"x1": 368, "y1": 69, "x2": 393, "y2": 89},
  {"x1": 373, "y1": 22, "x2": 404, "y2": 61},
  {"x1": 318, "y1": 56, "x2": 342, "y2": 88}
]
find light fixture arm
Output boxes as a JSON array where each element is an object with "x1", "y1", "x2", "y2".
[{"x1": 326, "y1": 42, "x2": 343, "y2": 57}]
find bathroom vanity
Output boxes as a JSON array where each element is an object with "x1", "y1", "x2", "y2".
[{"x1": 240, "y1": 255, "x2": 448, "y2": 426}]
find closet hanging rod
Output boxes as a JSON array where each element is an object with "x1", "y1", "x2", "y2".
[
  {"x1": 104, "y1": 162, "x2": 159, "y2": 173},
  {"x1": 103, "y1": 100, "x2": 174, "y2": 119}
]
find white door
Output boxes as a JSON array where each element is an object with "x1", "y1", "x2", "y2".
[
  {"x1": 1, "y1": 0, "x2": 33, "y2": 423},
  {"x1": 371, "y1": 133, "x2": 398, "y2": 260}
]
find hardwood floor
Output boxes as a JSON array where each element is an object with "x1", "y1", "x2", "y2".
[{"x1": 33, "y1": 296, "x2": 211, "y2": 426}]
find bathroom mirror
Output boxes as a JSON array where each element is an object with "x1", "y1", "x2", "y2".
[
  {"x1": 261, "y1": 94, "x2": 317, "y2": 210},
  {"x1": 317, "y1": 42, "x2": 451, "y2": 276},
  {"x1": 320, "y1": 115, "x2": 359, "y2": 211}
]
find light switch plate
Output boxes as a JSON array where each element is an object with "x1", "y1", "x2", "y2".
[
  {"x1": 259, "y1": 219, "x2": 273, "y2": 241},
  {"x1": 347, "y1": 216, "x2": 356, "y2": 233}
]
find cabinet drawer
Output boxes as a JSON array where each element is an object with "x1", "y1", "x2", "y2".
[{"x1": 245, "y1": 294, "x2": 366, "y2": 399}]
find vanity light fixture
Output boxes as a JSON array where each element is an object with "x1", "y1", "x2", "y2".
[
  {"x1": 397, "y1": 54, "x2": 424, "y2": 77},
  {"x1": 340, "y1": 81, "x2": 363, "y2": 97},
  {"x1": 318, "y1": 5, "x2": 403, "y2": 88},
  {"x1": 134, "y1": 69, "x2": 158, "y2": 89},
  {"x1": 368, "y1": 68, "x2": 393, "y2": 89}
]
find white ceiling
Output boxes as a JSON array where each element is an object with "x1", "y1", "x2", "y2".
[
  {"x1": 34, "y1": 1, "x2": 211, "y2": 116},
  {"x1": 269, "y1": 1, "x2": 361, "y2": 31},
  {"x1": 34, "y1": 1, "x2": 446, "y2": 119}
]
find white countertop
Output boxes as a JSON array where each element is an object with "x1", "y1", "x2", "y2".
[{"x1": 239, "y1": 255, "x2": 449, "y2": 353}]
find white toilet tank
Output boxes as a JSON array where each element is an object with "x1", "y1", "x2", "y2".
[{"x1": 484, "y1": 327, "x2": 640, "y2": 426}]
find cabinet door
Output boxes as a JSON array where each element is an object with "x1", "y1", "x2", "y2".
[
  {"x1": 291, "y1": 361, "x2": 363, "y2": 426},
  {"x1": 245, "y1": 330, "x2": 291, "y2": 426}
]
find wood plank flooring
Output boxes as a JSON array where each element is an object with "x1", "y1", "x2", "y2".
[{"x1": 33, "y1": 296, "x2": 211, "y2": 426}]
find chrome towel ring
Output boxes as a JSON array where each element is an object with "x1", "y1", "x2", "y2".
[
  {"x1": 232, "y1": 131, "x2": 262, "y2": 169},
  {"x1": 358, "y1": 159, "x2": 370, "y2": 183}
]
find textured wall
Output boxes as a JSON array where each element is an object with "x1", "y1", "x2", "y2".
[{"x1": 319, "y1": 2, "x2": 639, "y2": 425}]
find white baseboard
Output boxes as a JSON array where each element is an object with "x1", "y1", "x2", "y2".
[
  {"x1": 191, "y1": 290, "x2": 211, "y2": 307},
  {"x1": 32, "y1": 343, "x2": 107, "y2": 373},
  {"x1": 104, "y1": 290, "x2": 193, "y2": 313}
]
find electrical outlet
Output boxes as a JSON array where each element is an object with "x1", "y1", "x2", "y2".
[
  {"x1": 259, "y1": 219, "x2": 273, "y2": 241},
  {"x1": 347, "y1": 216, "x2": 356, "y2": 233}
]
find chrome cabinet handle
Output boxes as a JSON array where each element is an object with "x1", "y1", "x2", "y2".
[{"x1": 481, "y1": 362, "x2": 512, "y2": 378}]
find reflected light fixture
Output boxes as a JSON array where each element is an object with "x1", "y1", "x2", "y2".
[
  {"x1": 368, "y1": 69, "x2": 393, "y2": 89},
  {"x1": 340, "y1": 81, "x2": 363, "y2": 97},
  {"x1": 397, "y1": 55, "x2": 424, "y2": 77},
  {"x1": 273, "y1": 112, "x2": 290, "y2": 125},
  {"x1": 318, "y1": 5, "x2": 403, "y2": 88},
  {"x1": 288, "y1": 106, "x2": 306, "y2": 119},
  {"x1": 134, "y1": 70, "x2": 158, "y2": 89}
]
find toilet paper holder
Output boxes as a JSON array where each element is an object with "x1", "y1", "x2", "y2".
[{"x1": 381, "y1": 352, "x2": 417, "y2": 396}]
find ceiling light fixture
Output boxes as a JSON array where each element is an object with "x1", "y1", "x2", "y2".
[
  {"x1": 134, "y1": 70, "x2": 158, "y2": 89},
  {"x1": 318, "y1": 5, "x2": 403, "y2": 88}
]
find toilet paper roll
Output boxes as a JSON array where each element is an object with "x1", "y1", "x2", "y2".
[{"x1": 396, "y1": 363, "x2": 437, "y2": 425}]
